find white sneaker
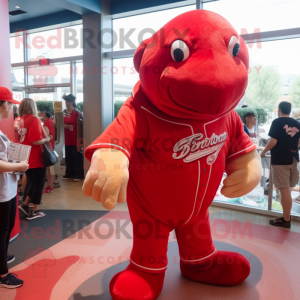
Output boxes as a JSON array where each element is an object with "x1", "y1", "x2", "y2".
[{"x1": 26, "y1": 210, "x2": 46, "y2": 220}]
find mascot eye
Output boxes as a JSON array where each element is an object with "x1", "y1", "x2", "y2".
[
  {"x1": 171, "y1": 40, "x2": 190, "y2": 62},
  {"x1": 228, "y1": 35, "x2": 240, "y2": 57}
]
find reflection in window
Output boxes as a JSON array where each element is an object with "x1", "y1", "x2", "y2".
[
  {"x1": 12, "y1": 67, "x2": 25, "y2": 86},
  {"x1": 215, "y1": 38, "x2": 300, "y2": 213},
  {"x1": 26, "y1": 62, "x2": 70, "y2": 86},
  {"x1": 204, "y1": 0, "x2": 300, "y2": 34},
  {"x1": 246, "y1": 38, "x2": 300, "y2": 123},
  {"x1": 113, "y1": 5, "x2": 196, "y2": 51},
  {"x1": 26, "y1": 25, "x2": 83, "y2": 61},
  {"x1": 76, "y1": 62, "x2": 84, "y2": 103},
  {"x1": 113, "y1": 57, "x2": 139, "y2": 117},
  {"x1": 28, "y1": 88, "x2": 70, "y2": 102},
  {"x1": 10, "y1": 35, "x2": 24, "y2": 63}
]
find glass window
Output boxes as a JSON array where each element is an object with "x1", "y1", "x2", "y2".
[
  {"x1": 12, "y1": 91, "x2": 24, "y2": 102},
  {"x1": 215, "y1": 38, "x2": 300, "y2": 215},
  {"x1": 113, "y1": 57, "x2": 139, "y2": 117},
  {"x1": 204, "y1": 0, "x2": 300, "y2": 34},
  {"x1": 113, "y1": 5, "x2": 196, "y2": 51},
  {"x1": 11, "y1": 66, "x2": 25, "y2": 101},
  {"x1": 76, "y1": 62, "x2": 84, "y2": 103},
  {"x1": 246, "y1": 38, "x2": 300, "y2": 128},
  {"x1": 10, "y1": 35, "x2": 24, "y2": 63},
  {"x1": 26, "y1": 62, "x2": 71, "y2": 86},
  {"x1": 12, "y1": 67, "x2": 25, "y2": 87},
  {"x1": 27, "y1": 25, "x2": 83, "y2": 61},
  {"x1": 214, "y1": 171, "x2": 268, "y2": 210},
  {"x1": 111, "y1": 38, "x2": 300, "y2": 215}
]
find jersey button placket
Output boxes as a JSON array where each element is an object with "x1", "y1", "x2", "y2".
[
  {"x1": 193, "y1": 126, "x2": 208, "y2": 219},
  {"x1": 195, "y1": 163, "x2": 208, "y2": 216}
]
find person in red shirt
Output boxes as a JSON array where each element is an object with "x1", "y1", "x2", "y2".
[
  {"x1": 0, "y1": 87, "x2": 28, "y2": 289},
  {"x1": 18, "y1": 98, "x2": 50, "y2": 220},
  {"x1": 39, "y1": 111, "x2": 59, "y2": 193},
  {"x1": 62, "y1": 94, "x2": 84, "y2": 182},
  {"x1": 13, "y1": 105, "x2": 20, "y2": 143},
  {"x1": 13, "y1": 106, "x2": 27, "y2": 197}
]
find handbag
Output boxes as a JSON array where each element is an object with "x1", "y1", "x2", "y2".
[{"x1": 41, "y1": 126, "x2": 59, "y2": 167}]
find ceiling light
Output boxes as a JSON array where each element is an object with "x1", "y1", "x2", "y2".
[{"x1": 15, "y1": 6, "x2": 20, "y2": 9}]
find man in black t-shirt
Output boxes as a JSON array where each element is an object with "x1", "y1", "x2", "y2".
[{"x1": 261, "y1": 101, "x2": 300, "y2": 228}]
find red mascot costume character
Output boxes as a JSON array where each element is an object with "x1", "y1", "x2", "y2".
[{"x1": 83, "y1": 10, "x2": 262, "y2": 300}]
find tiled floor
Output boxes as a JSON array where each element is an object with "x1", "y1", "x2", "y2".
[
  {"x1": 8, "y1": 174, "x2": 300, "y2": 300},
  {"x1": 7, "y1": 207, "x2": 300, "y2": 300},
  {"x1": 41, "y1": 175, "x2": 128, "y2": 211}
]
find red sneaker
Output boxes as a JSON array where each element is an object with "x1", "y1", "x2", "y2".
[{"x1": 43, "y1": 186, "x2": 54, "y2": 194}]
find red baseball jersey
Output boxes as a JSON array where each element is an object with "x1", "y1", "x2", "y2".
[
  {"x1": 85, "y1": 82, "x2": 255, "y2": 226},
  {"x1": 64, "y1": 109, "x2": 79, "y2": 146},
  {"x1": 19, "y1": 115, "x2": 45, "y2": 169}
]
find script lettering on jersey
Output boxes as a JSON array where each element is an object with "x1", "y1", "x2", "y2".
[
  {"x1": 172, "y1": 132, "x2": 228, "y2": 165},
  {"x1": 283, "y1": 125, "x2": 299, "y2": 137}
]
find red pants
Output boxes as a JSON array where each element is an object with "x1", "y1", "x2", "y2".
[{"x1": 128, "y1": 199, "x2": 216, "y2": 274}]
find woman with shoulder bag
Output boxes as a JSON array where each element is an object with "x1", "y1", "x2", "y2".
[
  {"x1": 38, "y1": 111, "x2": 59, "y2": 193},
  {"x1": 18, "y1": 98, "x2": 50, "y2": 220}
]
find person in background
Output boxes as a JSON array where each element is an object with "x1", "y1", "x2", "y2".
[
  {"x1": 62, "y1": 94, "x2": 84, "y2": 182},
  {"x1": 261, "y1": 101, "x2": 300, "y2": 228},
  {"x1": 39, "y1": 111, "x2": 60, "y2": 193},
  {"x1": 292, "y1": 109, "x2": 300, "y2": 200},
  {"x1": 0, "y1": 87, "x2": 28, "y2": 289},
  {"x1": 292, "y1": 110, "x2": 300, "y2": 122},
  {"x1": 240, "y1": 105, "x2": 252, "y2": 137},
  {"x1": 244, "y1": 112, "x2": 257, "y2": 138},
  {"x1": 243, "y1": 122, "x2": 250, "y2": 137},
  {"x1": 18, "y1": 98, "x2": 50, "y2": 220},
  {"x1": 13, "y1": 105, "x2": 20, "y2": 143},
  {"x1": 13, "y1": 105, "x2": 27, "y2": 199}
]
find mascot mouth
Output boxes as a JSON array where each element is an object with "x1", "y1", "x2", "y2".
[{"x1": 168, "y1": 87, "x2": 202, "y2": 114}]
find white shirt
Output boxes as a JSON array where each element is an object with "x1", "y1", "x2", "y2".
[
  {"x1": 247, "y1": 127, "x2": 255, "y2": 133},
  {"x1": 0, "y1": 131, "x2": 18, "y2": 202}
]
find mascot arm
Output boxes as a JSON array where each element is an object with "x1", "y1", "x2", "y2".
[
  {"x1": 83, "y1": 101, "x2": 144, "y2": 209},
  {"x1": 221, "y1": 150, "x2": 261, "y2": 198},
  {"x1": 221, "y1": 111, "x2": 262, "y2": 198}
]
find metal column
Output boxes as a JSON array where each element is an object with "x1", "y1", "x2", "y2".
[{"x1": 196, "y1": 0, "x2": 204, "y2": 9}]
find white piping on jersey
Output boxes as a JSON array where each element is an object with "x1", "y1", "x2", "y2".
[
  {"x1": 141, "y1": 106, "x2": 199, "y2": 225},
  {"x1": 130, "y1": 259, "x2": 167, "y2": 271},
  {"x1": 193, "y1": 116, "x2": 226, "y2": 217},
  {"x1": 90, "y1": 143, "x2": 131, "y2": 157},
  {"x1": 184, "y1": 160, "x2": 200, "y2": 224},
  {"x1": 204, "y1": 117, "x2": 222, "y2": 131},
  {"x1": 141, "y1": 107, "x2": 194, "y2": 134},
  {"x1": 180, "y1": 248, "x2": 217, "y2": 263},
  {"x1": 226, "y1": 144, "x2": 256, "y2": 159},
  {"x1": 197, "y1": 166, "x2": 212, "y2": 216}
]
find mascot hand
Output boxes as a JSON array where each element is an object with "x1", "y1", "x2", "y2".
[
  {"x1": 82, "y1": 148, "x2": 129, "y2": 210},
  {"x1": 221, "y1": 150, "x2": 261, "y2": 198}
]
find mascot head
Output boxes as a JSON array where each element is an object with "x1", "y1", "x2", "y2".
[{"x1": 133, "y1": 10, "x2": 249, "y2": 119}]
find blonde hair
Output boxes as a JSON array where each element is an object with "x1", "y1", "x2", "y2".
[
  {"x1": 293, "y1": 110, "x2": 300, "y2": 120},
  {"x1": 19, "y1": 98, "x2": 38, "y2": 117}
]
